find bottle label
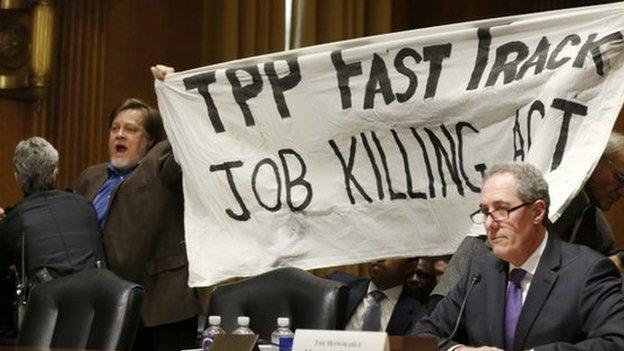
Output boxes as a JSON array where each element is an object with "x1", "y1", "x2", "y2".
[
  {"x1": 279, "y1": 337, "x2": 294, "y2": 351},
  {"x1": 202, "y1": 336, "x2": 214, "y2": 351}
]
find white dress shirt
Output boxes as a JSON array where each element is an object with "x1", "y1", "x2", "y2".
[
  {"x1": 449, "y1": 232, "x2": 548, "y2": 351},
  {"x1": 345, "y1": 281, "x2": 403, "y2": 332},
  {"x1": 508, "y1": 232, "x2": 548, "y2": 304}
]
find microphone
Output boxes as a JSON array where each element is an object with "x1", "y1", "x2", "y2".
[{"x1": 437, "y1": 273, "x2": 481, "y2": 349}]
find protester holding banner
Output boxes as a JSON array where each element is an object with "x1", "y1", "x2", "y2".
[
  {"x1": 74, "y1": 98, "x2": 198, "y2": 351},
  {"x1": 431, "y1": 132, "x2": 624, "y2": 309},
  {"x1": 412, "y1": 162, "x2": 624, "y2": 351}
]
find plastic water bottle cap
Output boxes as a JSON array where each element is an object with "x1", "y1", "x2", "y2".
[
  {"x1": 208, "y1": 315, "x2": 221, "y2": 326},
  {"x1": 277, "y1": 317, "x2": 290, "y2": 327},
  {"x1": 237, "y1": 316, "x2": 250, "y2": 326}
]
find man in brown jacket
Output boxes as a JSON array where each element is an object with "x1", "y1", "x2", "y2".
[{"x1": 75, "y1": 98, "x2": 198, "y2": 351}]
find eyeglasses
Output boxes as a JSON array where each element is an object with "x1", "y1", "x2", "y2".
[
  {"x1": 606, "y1": 158, "x2": 624, "y2": 185},
  {"x1": 469, "y1": 202, "x2": 531, "y2": 224}
]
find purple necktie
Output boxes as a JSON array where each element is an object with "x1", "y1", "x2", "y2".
[
  {"x1": 361, "y1": 290, "x2": 385, "y2": 331},
  {"x1": 505, "y1": 268, "x2": 526, "y2": 350}
]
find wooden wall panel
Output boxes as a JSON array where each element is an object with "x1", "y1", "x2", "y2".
[
  {"x1": 0, "y1": 100, "x2": 34, "y2": 207},
  {"x1": 47, "y1": 0, "x2": 204, "y2": 191},
  {"x1": 392, "y1": 0, "x2": 617, "y2": 31},
  {"x1": 102, "y1": 0, "x2": 204, "y2": 109},
  {"x1": 48, "y1": 0, "x2": 106, "y2": 189}
]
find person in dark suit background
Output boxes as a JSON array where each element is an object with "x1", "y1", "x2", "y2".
[
  {"x1": 0, "y1": 137, "x2": 105, "y2": 282},
  {"x1": 75, "y1": 98, "x2": 198, "y2": 351},
  {"x1": 329, "y1": 257, "x2": 427, "y2": 335},
  {"x1": 0, "y1": 137, "x2": 106, "y2": 335},
  {"x1": 412, "y1": 162, "x2": 624, "y2": 350},
  {"x1": 404, "y1": 257, "x2": 436, "y2": 305},
  {"x1": 430, "y1": 132, "x2": 624, "y2": 310}
]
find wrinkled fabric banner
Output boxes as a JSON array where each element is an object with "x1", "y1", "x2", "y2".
[{"x1": 155, "y1": 3, "x2": 624, "y2": 287}]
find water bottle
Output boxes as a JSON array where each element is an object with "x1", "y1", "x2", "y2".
[
  {"x1": 201, "y1": 315, "x2": 226, "y2": 351},
  {"x1": 271, "y1": 317, "x2": 294, "y2": 351},
  {"x1": 232, "y1": 316, "x2": 255, "y2": 335}
]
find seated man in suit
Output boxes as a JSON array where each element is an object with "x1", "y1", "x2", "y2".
[
  {"x1": 330, "y1": 257, "x2": 427, "y2": 335},
  {"x1": 430, "y1": 132, "x2": 624, "y2": 310},
  {"x1": 411, "y1": 162, "x2": 624, "y2": 350}
]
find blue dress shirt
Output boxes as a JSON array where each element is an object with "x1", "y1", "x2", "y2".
[{"x1": 93, "y1": 164, "x2": 138, "y2": 230}]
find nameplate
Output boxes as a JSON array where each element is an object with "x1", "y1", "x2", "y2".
[{"x1": 293, "y1": 329, "x2": 389, "y2": 351}]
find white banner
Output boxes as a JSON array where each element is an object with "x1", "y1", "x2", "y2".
[{"x1": 156, "y1": 3, "x2": 624, "y2": 287}]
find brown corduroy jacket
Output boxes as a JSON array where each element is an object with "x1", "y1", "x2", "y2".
[{"x1": 75, "y1": 141, "x2": 198, "y2": 327}]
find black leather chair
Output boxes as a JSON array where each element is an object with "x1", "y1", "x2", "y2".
[
  {"x1": 209, "y1": 267, "x2": 348, "y2": 339},
  {"x1": 17, "y1": 268, "x2": 143, "y2": 350}
]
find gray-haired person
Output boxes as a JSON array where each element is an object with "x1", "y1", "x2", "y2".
[
  {"x1": 429, "y1": 132, "x2": 624, "y2": 311},
  {"x1": 412, "y1": 162, "x2": 624, "y2": 350},
  {"x1": 0, "y1": 137, "x2": 105, "y2": 286}
]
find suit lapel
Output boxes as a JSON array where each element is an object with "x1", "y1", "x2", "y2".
[
  {"x1": 488, "y1": 259, "x2": 508, "y2": 349},
  {"x1": 115, "y1": 160, "x2": 151, "y2": 194},
  {"x1": 85, "y1": 168, "x2": 109, "y2": 200},
  {"x1": 386, "y1": 287, "x2": 421, "y2": 335},
  {"x1": 345, "y1": 279, "x2": 369, "y2": 325},
  {"x1": 513, "y1": 237, "x2": 560, "y2": 350}
]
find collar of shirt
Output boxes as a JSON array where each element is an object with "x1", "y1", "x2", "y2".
[
  {"x1": 22, "y1": 187, "x2": 54, "y2": 198},
  {"x1": 367, "y1": 281, "x2": 403, "y2": 307},
  {"x1": 93, "y1": 163, "x2": 140, "y2": 231},
  {"x1": 509, "y1": 232, "x2": 548, "y2": 299},
  {"x1": 106, "y1": 163, "x2": 139, "y2": 177}
]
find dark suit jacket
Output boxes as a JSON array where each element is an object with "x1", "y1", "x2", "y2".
[
  {"x1": 329, "y1": 273, "x2": 426, "y2": 335},
  {"x1": 75, "y1": 141, "x2": 197, "y2": 327},
  {"x1": 0, "y1": 189, "x2": 106, "y2": 279},
  {"x1": 412, "y1": 236, "x2": 624, "y2": 350},
  {"x1": 431, "y1": 191, "x2": 617, "y2": 301}
]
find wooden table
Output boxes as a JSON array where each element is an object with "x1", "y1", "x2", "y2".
[{"x1": 389, "y1": 335, "x2": 438, "y2": 351}]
